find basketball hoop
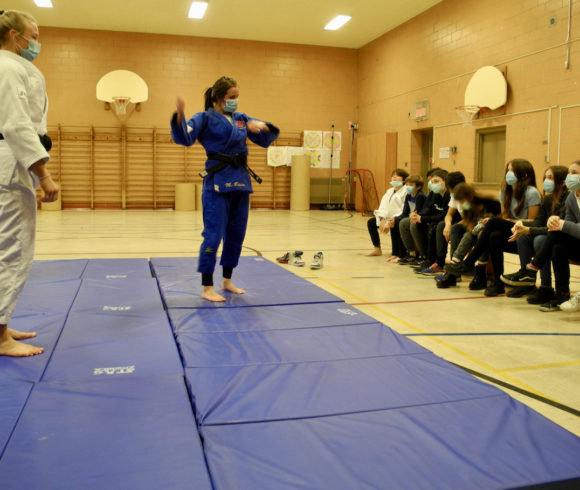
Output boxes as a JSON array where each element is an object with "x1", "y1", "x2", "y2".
[
  {"x1": 455, "y1": 105, "x2": 480, "y2": 127},
  {"x1": 112, "y1": 96, "x2": 131, "y2": 116}
]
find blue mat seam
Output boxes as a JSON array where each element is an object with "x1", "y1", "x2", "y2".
[{"x1": 199, "y1": 392, "x2": 509, "y2": 427}]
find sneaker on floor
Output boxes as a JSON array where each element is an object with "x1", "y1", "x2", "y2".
[
  {"x1": 398, "y1": 255, "x2": 416, "y2": 265},
  {"x1": 484, "y1": 282, "x2": 505, "y2": 297},
  {"x1": 436, "y1": 273, "x2": 458, "y2": 288},
  {"x1": 539, "y1": 292, "x2": 571, "y2": 312},
  {"x1": 310, "y1": 252, "x2": 323, "y2": 270},
  {"x1": 506, "y1": 285, "x2": 535, "y2": 298},
  {"x1": 412, "y1": 259, "x2": 431, "y2": 271},
  {"x1": 527, "y1": 287, "x2": 555, "y2": 305},
  {"x1": 418, "y1": 263, "x2": 445, "y2": 276},
  {"x1": 445, "y1": 261, "x2": 468, "y2": 275},
  {"x1": 500, "y1": 269, "x2": 536, "y2": 287},
  {"x1": 468, "y1": 266, "x2": 487, "y2": 291},
  {"x1": 434, "y1": 273, "x2": 445, "y2": 281},
  {"x1": 276, "y1": 252, "x2": 291, "y2": 264},
  {"x1": 292, "y1": 251, "x2": 305, "y2": 267},
  {"x1": 560, "y1": 292, "x2": 580, "y2": 312}
]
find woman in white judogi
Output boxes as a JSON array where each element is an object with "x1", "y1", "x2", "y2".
[{"x1": 0, "y1": 10, "x2": 58, "y2": 357}]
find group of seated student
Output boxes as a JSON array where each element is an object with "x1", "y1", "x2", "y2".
[{"x1": 366, "y1": 159, "x2": 580, "y2": 313}]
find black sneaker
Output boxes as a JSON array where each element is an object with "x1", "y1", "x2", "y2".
[
  {"x1": 500, "y1": 269, "x2": 536, "y2": 287},
  {"x1": 484, "y1": 282, "x2": 505, "y2": 297},
  {"x1": 539, "y1": 292, "x2": 571, "y2": 312},
  {"x1": 468, "y1": 266, "x2": 487, "y2": 290},
  {"x1": 398, "y1": 255, "x2": 416, "y2": 265},
  {"x1": 527, "y1": 287, "x2": 555, "y2": 305},
  {"x1": 436, "y1": 273, "x2": 458, "y2": 288},
  {"x1": 506, "y1": 285, "x2": 535, "y2": 298},
  {"x1": 444, "y1": 261, "x2": 466, "y2": 275},
  {"x1": 411, "y1": 259, "x2": 430, "y2": 270}
]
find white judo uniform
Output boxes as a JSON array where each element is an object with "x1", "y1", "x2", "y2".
[{"x1": 0, "y1": 50, "x2": 49, "y2": 325}]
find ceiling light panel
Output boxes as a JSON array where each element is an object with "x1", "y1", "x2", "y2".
[
  {"x1": 188, "y1": 1, "x2": 208, "y2": 19},
  {"x1": 325, "y1": 15, "x2": 351, "y2": 31}
]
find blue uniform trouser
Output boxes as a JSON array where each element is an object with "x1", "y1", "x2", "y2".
[{"x1": 198, "y1": 190, "x2": 250, "y2": 276}]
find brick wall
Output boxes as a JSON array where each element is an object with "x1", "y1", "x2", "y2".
[{"x1": 357, "y1": 0, "x2": 580, "y2": 187}]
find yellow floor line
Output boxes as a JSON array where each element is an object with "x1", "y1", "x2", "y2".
[
  {"x1": 501, "y1": 360, "x2": 580, "y2": 373},
  {"x1": 314, "y1": 276, "x2": 561, "y2": 403}
]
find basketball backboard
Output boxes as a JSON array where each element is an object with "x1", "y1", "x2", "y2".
[
  {"x1": 464, "y1": 66, "x2": 507, "y2": 110},
  {"x1": 96, "y1": 70, "x2": 148, "y2": 104}
]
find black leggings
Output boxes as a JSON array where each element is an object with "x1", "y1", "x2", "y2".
[
  {"x1": 367, "y1": 217, "x2": 405, "y2": 256},
  {"x1": 532, "y1": 231, "x2": 580, "y2": 294},
  {"x1": 464, "y1": 217, "x2": 517, "y2": 280}
]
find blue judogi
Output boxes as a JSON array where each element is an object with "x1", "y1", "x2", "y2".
[{"x1": 171, "y1": 108, "x2": 279, "y2": 275}]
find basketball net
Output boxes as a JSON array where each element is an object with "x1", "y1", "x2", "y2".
[
  {"x1": 112, "y1": 96, "x2": 131, "y2": 116},
  {"x1": 455, "y1": 105, "x2": 480, "y2": 127}
]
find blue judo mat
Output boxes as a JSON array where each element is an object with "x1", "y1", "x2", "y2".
[
  {"x1": 1, "y1": 257, "x2": 579, "y2": 490},
  {"x1": 151, "y1": 256, "x2": 342, "y2": 308}
]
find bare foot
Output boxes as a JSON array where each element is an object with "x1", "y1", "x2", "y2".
[
  {"x1": 386, "y1": 256, "x2": 400, "y2": 263},
  {"x1": 7, "y1": 328, "x2": 37, "y2": 340},
  {"x1": 0, "y1": 337, "x2": 44, "y2": 357},
  {"x1": 365, "y1": 248, "x2": 382, "y2": 256},
  {"x1": 201, "y1": 286, "x2": 226, "y2": 302},
  {"x1": 223, "y1": 278, "x2": 245, "y2": 295}
]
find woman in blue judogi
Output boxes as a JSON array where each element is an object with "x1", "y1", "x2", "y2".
[{"x1": 171, "y1": 76, "x2": 279, "y2": 302}]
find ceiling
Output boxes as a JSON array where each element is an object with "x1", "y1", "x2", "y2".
[{"x1": 5, "y1": 0, "x2": 443, "y2": 49}]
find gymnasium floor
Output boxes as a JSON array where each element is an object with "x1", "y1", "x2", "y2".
[{"x1": 34, "y1": 208, "x2": 580, "y2": 437}]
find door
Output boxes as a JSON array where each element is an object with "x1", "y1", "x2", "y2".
[{"x1": 476, "y1": 127, "x2": 506, "y2": 183}]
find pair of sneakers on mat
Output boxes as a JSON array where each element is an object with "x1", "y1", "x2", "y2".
[{"x1": 277, "y1": 251, "x2": 323, "y2": 270}]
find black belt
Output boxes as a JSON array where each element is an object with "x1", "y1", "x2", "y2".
[
  {"x1": 0, "y1": 133, "x2": 52, "y2": 152},
  {"x1": 200, "y1": 152, "x2": 262, "y2": 184}
]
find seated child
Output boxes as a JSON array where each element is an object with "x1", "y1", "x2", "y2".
[{"x1": 366, "y1": 168, "x2": 409, "y2": 257}]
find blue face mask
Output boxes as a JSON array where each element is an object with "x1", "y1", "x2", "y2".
[
  {"x1": 565, "y1": 173, "x2": 580, "y2": 192},
  {"x1": 427, "y1": 180, "x2": 434, "y2": 192},
  {"x1": 223, "y1": 99, "x2": 238, "y2": 113},
  {"x1": 505, "y1": 171, "x2": 518, "y2": 186},
  {"x1": 431, "y1": 182, "x2": 443, "y2": 194},
  {"x1": 390, "y1": 180, "x2": 403, "y2": 188},
  {"x1": 18, "y1": 35, "x2": 41, "y2": 61},
  {"x1": 542, "y1": 178, "x2": 554, "y2": 193},
  {"x1": 405, "y1": 185, "x2": 415, "y2": 195}
]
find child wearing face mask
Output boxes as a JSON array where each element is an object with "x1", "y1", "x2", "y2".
[
  {"x1": 171, "y1": 76, "x2": 280, "y2": 302},
  {"x1": 512, "y1": 161, "x2": 580, "y2": 311},
  {"x1": 399, "y1": 168, "x2": 449, "y2": 269},
  {"x1": 420, "y1": 171, "x2": 466, "y2": 275},
  {"x1": 500, "y1": 165, "x2": 570, "y2": 302},
  {"x1": 366, "y1": 168, "x2": 409, "y2": 258},
  {"x1": 393, "y1": 175, "x2": 427, "y2": 262},
  {"x1": 445, "y1": 159, "x2": 541, "y2": 296},
  {"x1": 436, "y1": 183, "x2": 501, "y2": 288}
]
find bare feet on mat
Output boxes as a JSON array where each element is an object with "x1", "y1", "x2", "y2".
[
  {"x1": 223, "y1": 279, "x2": 245, "y2": 295},
  {"x1": 7, "y1": 328, "x2": 37, "y2": 340},
  {"x1": 0, "y1": 337, "x2": 44, "y2": 357},
  {"x1": 201, "y1": 286, "x2": 226, "y2": 302},
  {"x1": 365, "y1": 248, "x2": 382, "y2": 256}
]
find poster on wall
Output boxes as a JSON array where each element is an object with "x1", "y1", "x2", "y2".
[
  {"x1": 308, "y1": 149, "x2": 340, "y2": 168},
  {"x1": 303, "y1": 131, "x2": 323, "y2": 150},
  {"x1": 323, "y1": 131, "x2": 342, "y2": 151},
  {"x1": 286, "y1": 146, "x2": 305, "y2": 166},
  {"x1": 267, "y1": 146, "x2": 287, "y2": 167}
]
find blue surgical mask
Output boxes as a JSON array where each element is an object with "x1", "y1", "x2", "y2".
[
  {"x1": 18, "y1": 35, "x2": 41, "y2": 61},
  {"x1": 390, "y1": 180, "x2": 403, "y2": 188},
  {"x1": 223, "y1": 99, "x2": 238, "y2": 113},
  {"x1": 431, "y1": 182, "x2": 443, "y2": 194},
  {"x1": 565, "y1": 173, "x2": 580, "y2": 192},
  {"x1": 505, "y1": 171, "x2": 518, "y2": 186},
  {"x1": 542, "y1": 178, "x2": 554, "y2": 193},
  {"x1": 461, "y1": 201, "x2": 472, "y2": 211},
  {"x1": 427, "y1": 180, "x2": 434, "y2": 192},
  {"x1": 405, "y1": 185, "x2": 415, "y2": 195}
]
